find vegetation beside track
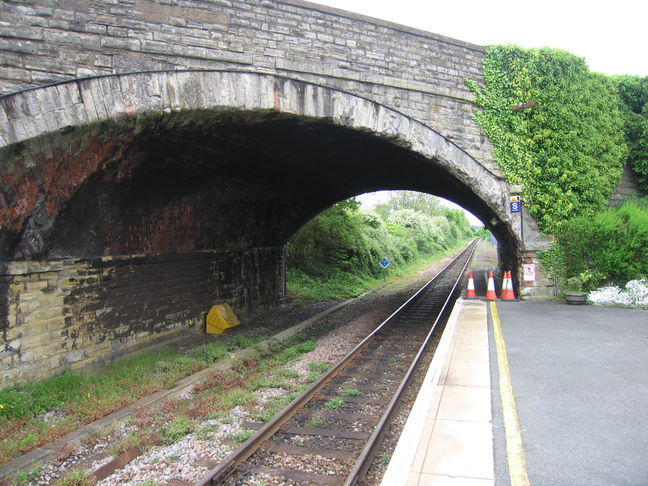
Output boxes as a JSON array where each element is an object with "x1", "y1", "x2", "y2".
[
  {"x1": 286, "y1": 192, "x2": 476, "y2": 300},
  {"x1": 0, "y1": 330, "x2": 301, "y2": 466},
  {"x1": 1, "y1": 330, "x2": 340, "y2": 486}
]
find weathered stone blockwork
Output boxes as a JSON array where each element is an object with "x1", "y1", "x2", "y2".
[
  {"x1": 519, "y1": 251, "x2": 555, "y2": 300},
  {"x1": 0, "y1": 0, "x2": 496, "y2": 173},
  {"x1": 0, "y1": 247, "x2": 284, "y2": 387},
  {"x1": 610, "y1": 164, "x2": 645, "y2": 206}
]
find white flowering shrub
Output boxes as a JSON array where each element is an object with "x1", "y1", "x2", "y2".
[{"x1": 587, "y1": 279, "x2": 648, "y2": 308}]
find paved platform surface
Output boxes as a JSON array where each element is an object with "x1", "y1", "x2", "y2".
[
  {"x1": 493, "y1": 301, "x2": 648, "y2": 486},
  {"x1": 385, "y1": 297, "x2": 648, "y2": 486}
]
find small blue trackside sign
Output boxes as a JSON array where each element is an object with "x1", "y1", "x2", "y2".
[
  {"x1": 380, "y1": 258, "x2": 390, "y2": 268},
  {"x1": 509, "y1": 195, "x2": 521, "y2": 213}
]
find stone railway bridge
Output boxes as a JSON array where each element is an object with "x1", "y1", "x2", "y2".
[{"x1": 0, "y1": 0, "x2": 549, "y2": 386}]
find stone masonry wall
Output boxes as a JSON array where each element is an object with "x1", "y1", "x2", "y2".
[
  {"x1": 0, "y1": 0, "x2": 497, "y2": 174},
  {"x1": 610, "y1": 164, "x2": 645, "y2": 206},
  {"x1": 0, "y1": 247, "x2": 285, "y2": 388}
]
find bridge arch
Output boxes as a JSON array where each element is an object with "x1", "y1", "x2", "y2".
[
  {"x1": 0, "y1": 71, "x2": 545, "y2": 386},
  {"x1": 0, "y1": 71, "x2": 531, "y2": 257}
]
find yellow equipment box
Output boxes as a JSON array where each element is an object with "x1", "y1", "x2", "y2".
[{"x1": 206, "y1": 304, "x2": 240, "y2": 334}]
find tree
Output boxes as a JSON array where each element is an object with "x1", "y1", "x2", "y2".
[{"x1": 373, "y1": 191, "x2": 442, "y2": 219}]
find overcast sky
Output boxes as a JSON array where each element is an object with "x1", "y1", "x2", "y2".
[
  {"x1": 314, "y1": 0, "x2": 648, "y2": 77},
  {"x1": 312, "y1": 0, "x2": 647, "y2": 223}
]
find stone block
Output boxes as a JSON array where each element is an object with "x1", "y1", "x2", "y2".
[
  {"x1": 8, "y1": 282, "x2": 24, "y2": 293},
  {"x1": 25, "y1": 279, "x2": 49, "y2": 291},
  {"x1": 7, "y1": 339, "x2": 21, "y2": 352},
  {"x1": 18, "y1": 332, "x2": 50, "y2": 349},
  {"x1": 66, "y1": 349, "x2": 85, "y2": 363},
  {"x1": 100, "y1": 36, "x2": 141, "y2": 51}
]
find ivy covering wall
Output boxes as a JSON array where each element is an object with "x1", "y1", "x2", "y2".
[{"x1": 468, "y1": 45, "x2": 628, "y2": 233}]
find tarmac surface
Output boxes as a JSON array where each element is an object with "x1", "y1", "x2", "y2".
[
  {"x1": 492, "y1": 301, "x2": 648, "y2": 486},
  {"x1": 385, "y1": 241, "x2": 648, "y2": 486}
]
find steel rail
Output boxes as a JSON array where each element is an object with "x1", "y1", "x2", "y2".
[
  {"x1": 195, "y1": 239, "x2": 478, "y2": 486},
  {"x1": 343, "y1": 239, "x2": 477, "y2": 485}
]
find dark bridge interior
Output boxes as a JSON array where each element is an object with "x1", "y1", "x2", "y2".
[
  {"x1": 2, "y1": 109, "x2": 509, "y2": 262},
  {"x1": 1, "y1": 107, "x2": 521, "y2": 385}
]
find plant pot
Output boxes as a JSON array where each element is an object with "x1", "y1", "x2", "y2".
[{"x1": 563, "y1": 292, "x2": 587, "y2": 305}]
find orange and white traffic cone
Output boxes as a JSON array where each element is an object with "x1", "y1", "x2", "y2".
[
  {"x1": 501, "y1": 271, "x2": 516, "y2": 300},
  {"x1": 466, "y1": 272, "x2": 477, "y2": 298},
  {"x1": 485, "y1": 270, "x2": 498, "y2": 300}
]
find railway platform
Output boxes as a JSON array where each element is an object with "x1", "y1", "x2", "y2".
[{"x1": 384, "y1": 296, "x2": 648, "y2": 486}]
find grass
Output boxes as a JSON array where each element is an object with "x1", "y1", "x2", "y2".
[
  {"x1": 12, "y1": 465, "x2": 41, "y2": 485},
  {"x1": 230, "y1": 429, "x2": 255, "y2": 444},
  {"x1": 52, "y1": 468, "x2": 92, "y2": 486},
  {"x1": 308, "y1": 362, "x2": 331, "y2": 373},
  {"x1": 277, "y1": 368, "x2": 300, "y2": 379},
  {"x1": 0, "y1": 330, "x2": 293, "y2": 466},
  {"x1": 286, "y1": 242, "x2": 469, "y2": 302},
  {"x1": 378, "y1": 451, "x2": 391, "y2": 465},
  {"x1": 307, "y1": 413, "x2": 324, "y2": 428},
  {"x1": 287, "y1": 268, "x2": 381, "y2": 300},
  {"x1": 161, "y1": 416, "x2": 196, "y2": 444},
  {"x1": 324, "y1": 398, "x2": 345, "y2": 409},
  {"x1": 339, "y1": 388, "x2": 362, "y2": 397}
]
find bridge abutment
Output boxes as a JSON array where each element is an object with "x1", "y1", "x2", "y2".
[{"x1": 0, "y1": 247, "x2": 284, "y2": 387}]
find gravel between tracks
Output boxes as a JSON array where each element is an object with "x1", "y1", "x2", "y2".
[{"x1": 19, "y1": 252, "x2": 459, "y2": 486}]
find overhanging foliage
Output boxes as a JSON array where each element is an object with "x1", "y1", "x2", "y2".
[{"x1": 468, "y1": 45, "x2": 627, "y2": 233}]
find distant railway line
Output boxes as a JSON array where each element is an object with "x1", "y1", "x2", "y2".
[{"x1": 194, "y1": 240, "x2": 478, "y2": 485}]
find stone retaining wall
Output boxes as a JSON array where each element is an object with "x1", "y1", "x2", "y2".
[{"x1": 0, "y1": 247, "x2": 285, "y2": 387}]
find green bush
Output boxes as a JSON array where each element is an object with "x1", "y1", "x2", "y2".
[{"x1": 546, "y1": 198, "x2": 648, "y2": 288}]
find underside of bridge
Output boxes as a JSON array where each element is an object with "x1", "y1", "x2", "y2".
[
  {"x1": 3, "y1": 110, "x2": 509, "y2": 261},
  {"x1": 0, "y1": 73, "x2": 534, "y2": 386}
]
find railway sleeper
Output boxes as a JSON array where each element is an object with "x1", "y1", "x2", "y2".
[
  {"x1": 281, "y1": 425, "x2": 371, "y2": 440},
  {"x1": 265, "y1": 443, "x2": 358, "y2": 461},
  {"x1": 248, "y1": 466, "x2": 341, "y2": 485}
]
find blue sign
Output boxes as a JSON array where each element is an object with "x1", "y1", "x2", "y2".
[
  {"x1": 510, "y1": 201, "x2": 521, "y2": 213},
  {"x1": 380, "y1": 258, "x2": 390, "y2": 268}
]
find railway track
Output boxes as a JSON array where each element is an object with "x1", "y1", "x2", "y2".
[{"x1": 195, "y1": 240, "x2": 478, "y2": 486}]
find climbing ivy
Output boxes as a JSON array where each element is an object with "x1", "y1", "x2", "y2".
[{"x1": 468, "y1": 45, "x2": 627, "y2": 233}]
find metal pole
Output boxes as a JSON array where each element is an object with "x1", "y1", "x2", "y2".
[{"x1": 520, "y1": 203, "x2": 524, "y2": 250}]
